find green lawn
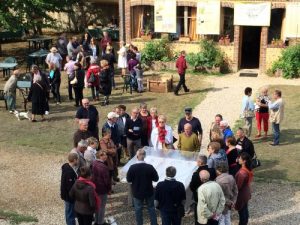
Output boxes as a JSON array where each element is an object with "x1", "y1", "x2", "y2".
[
  {"x1": 0, "y1": 210, "x2": 38, "y2": 225},
  {"x1": 0, "y1": 72, "x2": 210, "y2": 154},
  {"x1": 245, "y1": 85, "x2": 300, "y2": 182}
]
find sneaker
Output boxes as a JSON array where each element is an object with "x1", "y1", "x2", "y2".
[
  {"x1": 45, "y1": 111, "x2": 49, "y2": 115},
  {"x1": 56, "y1": 102, "x2": 61, "y2": 105},
  {"x1": 9, "y1": 110, "x2": 14, "y2": 114}
]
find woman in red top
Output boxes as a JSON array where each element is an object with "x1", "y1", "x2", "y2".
[
  {"x1": 235, "y1": 152, "x2": 254, "y2": 225},
  {"x1": 86, "y1": 57, "x2": 100, "y2": 101}
]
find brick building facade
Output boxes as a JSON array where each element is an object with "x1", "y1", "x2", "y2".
[{"x1": 122, "y1": 0, "x2": 300, "y2": 72}]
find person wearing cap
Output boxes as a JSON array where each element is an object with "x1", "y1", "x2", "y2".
[
  {"x1": 86, "y1": 56, "x2": 100, "y2": 101},
  {"x1": 75, "y1": 99, "x2": 99, "y2": 139},
  {"x1": 220, "y1": 121, "x2": 234, "y2": 142},
  {"x1": 45, "y1": 46, "x2": 62, "y2": 69},
  {"x1": 102, "y1": 46, "x2": 117, "y2": 89},
  {"x1": 174, "y1": 51, "x2": 189, "y2": 96},
  {"x1": 178, "y1": 107, "x2": 203, "y2": 147},
  {"x1": 3, "y1": 70, "x2": 20, "y2": 113},
  {"x1": 102, "y1": 112, "x2": 121, "y2": 152}
]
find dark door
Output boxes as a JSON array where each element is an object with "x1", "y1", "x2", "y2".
[{"x1": 241, "y1": 26, "x2": 261, "y2": 69}]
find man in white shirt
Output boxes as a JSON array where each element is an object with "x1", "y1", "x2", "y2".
[{"x1": 45, "y1": 47, "x2": 62, "y2": 69}]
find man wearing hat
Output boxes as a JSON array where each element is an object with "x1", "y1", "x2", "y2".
[
  {"x1": 102, "y1": 112, "x2": 121, "y2": 181},
  {"x1": 178, "y1": 107, "x2": 203, "y2": 148},
  {"x1": 45, "y1": 47, "x2": 62, "y2": 69}
]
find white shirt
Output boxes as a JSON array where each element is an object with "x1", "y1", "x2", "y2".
[{"x1": 151, "y1": 125, "x2": 173, "y2": 150}]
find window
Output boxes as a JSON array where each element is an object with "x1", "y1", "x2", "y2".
[
  {"x1": 131, "y1": 5, "x2": 154, "y2": 38},
  {"x1": 268, "y1": 9, "x2": 285, "y2": 44}
]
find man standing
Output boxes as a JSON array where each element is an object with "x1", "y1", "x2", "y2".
[
  {"x1": 190, "y1": 155, "x2": 216, "y2": 225},
  {"x1": 241, "y1": 87, "x2": 255, "y2": 137},
  {"x1": 115, "y1": 105, "x2": 130, "y2": 159},
  {"x1": 3, "y1": 70, "x2": 20, "y2": 113},
  {"x1": 127, "y1": 149, "x2": 159, "y2": 225},
  {"x1": 92, "y1": 151, "x2": 111, "y2": 225},
  {"x1": 178, "y1": 123, "x2": 200, "y2": 152},
  {"x1": 125, "y1": 107, "x2": 143, "y2": 158},
  {"x1": 155, "y1": 166, "x2": 186, "y2": 225},
  {"x1": 236, "y1": 128, "x2": 255, "y2": 158},
  {"x1": 70, "y1": 139, "x2": 88, "y2": 175},
  {"x1": 215, "y1": 162, "x2": 238, "y2": 225},
  {"x1": 197, "y1": 170, "x2": 225, "y2": 225},
  {"x1": 178, "y1": 107, "x2": 203, "y2": 147},
  {"x1": 64, "y1": 56, "x2": 76, "y2": 100},
  {"x1": 268, "y1": 90, "x2": 284, "y2": 146},
  {"x1": 174, "y1": 51, "x2": 189, "y2": 95},
  {"x1": 75, "y1": 98, "x2": 99, "y2": 139},
  {"x1": 60, "y1": 153, "x2": 78, "y2": 225},
  {"x1": 45, "y1": 47, "x2": 62, "y2": 69},
  {"x1": 73, "y1": 119, "x2": 92, "y2": 148}
]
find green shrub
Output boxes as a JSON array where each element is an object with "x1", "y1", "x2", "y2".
[
  {"x1": 271, "y1": 44, "x2": 300, "y2": 79},
  {"x1": 141, "y1": 39, "x2": 170, "y2": 65},
  {"x1": 186, "y1": 39, "x2": 224, "y2": 70}
]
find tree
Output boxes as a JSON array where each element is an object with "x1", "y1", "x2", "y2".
[{"x1": 0, "y1": 0, "x2": 74, "y2": 34}]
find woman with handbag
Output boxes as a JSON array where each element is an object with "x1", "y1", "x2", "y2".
[
  {"x1": 86, "y1": 57, "x2": 100, "y2": 101},
  {"x1": 99, "y1": 59, "x2": 112, "y2": 106},
  {"x1": 241, "y1": 87, "x2": 255, "y2": 137},
  {"x1": 72, "y1": 63, "x2": 85, "y2": 107}
]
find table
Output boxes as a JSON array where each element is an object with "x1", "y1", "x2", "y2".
[
  {"x1": 28, "y1": 49, "x2": 49, "y2": 69},
  {"x1": 0, "y1": 62, "x2": 18, "y2": 78},
  {"x1": 27, "y1": 37, "x2": 53, "y2": 50}
]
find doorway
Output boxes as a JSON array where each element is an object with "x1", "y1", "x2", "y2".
[{"x1": 241, "y1": 26, "x2": 261, "y2": 68}]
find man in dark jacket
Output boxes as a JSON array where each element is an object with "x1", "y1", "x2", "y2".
[
  {"x1": 115, "y1": 105, "x2": 130, "y2": 160},
  {"x1": 92, "y1": 151, "x2": 111, "y2": 225},
  {"x1": 236, "y1": 128, "x2": 255, "y2": 158},
  {"x1": 60, "y1": 153, "x2": 79, "y2": 225},
  {"x1": 174, "y1": 51, "x2": 189, "y2": 96},
  {"x1": 125, "y1": 107, "x2": 143, "y2": 158},
  {"x1": 127, "y1": 149, "x2": 159, "y2": 225},
  {"x1": 190, "y1": 155, "x2": 216, "y2": 225},
  {"x1": 155, "y1": 166, "x2": 186, "y2": 225},
  {"x1": 73, "y1": 119, "x2": 93, "y2": 148}
]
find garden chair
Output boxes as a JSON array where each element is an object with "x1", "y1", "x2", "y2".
[{"x1": 122, "y1": 74, "x2": 138, "y2": 94}]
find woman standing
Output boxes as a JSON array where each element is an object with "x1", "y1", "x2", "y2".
[
  {"x1": 49, "y1": 63, "x2": 61, "y2": 105},
  {"x1": 99, "y1": 60, "x2": 112, "y2": 106},
  {"x1": 69, "y1": 166, "x2": 99, "y2": 225},
  {"x1": 139, "y1": 103, "x2": 151, "y2": 146},
  {"x1": 99, "y1": 128, "x2": 118, "y2": 184},
  {"x1": 86, "y1": 57, "x2": 100, "y2": 101},
  {"x1": 102, "y1": 46, "x2": 116, "y2": 89},
  {"x1": 81, "y1": 32, "x2": 91, "y2": 53},
  {"x1": 117, "y1": 41, "x2": 128, "y2": 76},
  {"x1": 255, "y1": 87, "x2": 270, "y2": 138},
  {"x1": 72, "y1": 63, "x2": 85, "y2": 107},
  {"x1": 89, "y1": 38, "x2": 100, "y2": 60},
  {"x1": 241, "y1": 87, "x2": 255, "y2": 137},
  {"x1": 147, "y1": 107, "x2": 158, "y2": 146},
  {"x1": 235, "y1": 152, "x2": 253, "y2": 225},
  {"x1": 225, "y1": 137, "x2": 239, "y2": 177},
  {"x1": 150, "y1": 115, "x2": 173, "y2": 150},
  {"x1": 27, "y1": 80, "x2": 48, "y2": 122}
]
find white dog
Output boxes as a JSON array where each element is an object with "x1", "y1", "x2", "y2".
[{"x1": 14, "y1": 111, "x2": 30, "y2": 121}]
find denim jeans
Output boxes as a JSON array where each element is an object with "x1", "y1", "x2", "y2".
[
  {"x1": 272, "y1": 123, "x2": 280, "y2": 145},
  {"x1": 133, "y1": 195, "x2": 157, "y2": 225},
  {"x1": 95, "y1": 194, "x2": 107, "y2": 224},
  {"x1": 51, "y1": 82, "x2": 61, "y2": 103},
  {"x1": 5, "y1": 94, "x2": 16, "y2": 111},
  {"x1": 238, "y1": 203, "x2": 249, "y2": 225},
  {"x1": 160, "y1": 210, "x2": 181, "y2": 225},
  {"x1": 219, "y1": 210, "x2": 231, "y2": 225},
  {"x1": 90, "y1": 86, "x2": 99, "y2": 100},
  {"x1": 244, "y1": 117, "x2": 253, "y2": 137},
  {"x1": 64, "y1": 201, "x2": 76, "y2": 225}
]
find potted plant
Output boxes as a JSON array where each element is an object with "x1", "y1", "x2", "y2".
[{"x1": 140, "y1": 25, "x2": 152, "y2": 41}]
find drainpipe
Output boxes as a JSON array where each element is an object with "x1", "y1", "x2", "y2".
[{"x1": 119, "y1": 0, "x2": 126, "y2": 42}]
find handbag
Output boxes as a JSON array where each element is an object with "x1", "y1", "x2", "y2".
[
  {"x1": 70, "y1": 77, "x2": 78, "y2": 85},
  {"x1": 243, "y1": 99, "x2": 255, "y2": 118},
  {"x1": 252, "y1": 153, "x2": 261, "y2": 168}
]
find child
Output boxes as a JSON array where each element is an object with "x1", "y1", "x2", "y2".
[
  {"x1": 84, "y1": 137, "x2": 99, "y2": 167},
  {"x1": 134, "y1": 63, "x2": 144, "y2": 93}
]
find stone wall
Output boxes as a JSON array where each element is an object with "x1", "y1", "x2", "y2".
[{"x1": 266, "y1": 47, "x2": 284, "y2": 71}]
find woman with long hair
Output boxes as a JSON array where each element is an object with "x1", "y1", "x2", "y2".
[
  {"x1": 225, "y1": 137, "x2": 239, "y2": 176},
  {"x1": 235, "y1": 152, "x2": 253, "y2": 225},
  {"x1": 72, "y1": 62, "x2": 85, "y2": 107}
]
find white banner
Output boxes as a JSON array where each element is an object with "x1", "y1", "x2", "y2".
[
  {"x1": 196, "y1": 0, "x2": 221, "y2": 35},
  {"x1": 234, "y1": 2, "x2": 271, "y2": 26},
  {"x1": 154, "y1": 0, "x2": 177, "y2": 33},
  {"x1": 285, "y1": 3, "x2": 300, "y2": 38}
]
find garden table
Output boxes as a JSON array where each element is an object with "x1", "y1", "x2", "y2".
[
  {"x1": 0, "y1": 62, "x2": 18, "y2": 78},
  {"x1": 28, "y1": 49, "x2": 49, "y2": 69},
  {"x1": 27, "y1": 37, "x2": 53, "y2": 50}
]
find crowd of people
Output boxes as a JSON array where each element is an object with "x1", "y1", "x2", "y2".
[
  {"x1": 58, "y1": 82, "x2": 284, "y2": 225},
  {"x1": 2, "y1": 31, "x2": 285, "y2": 225}
]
